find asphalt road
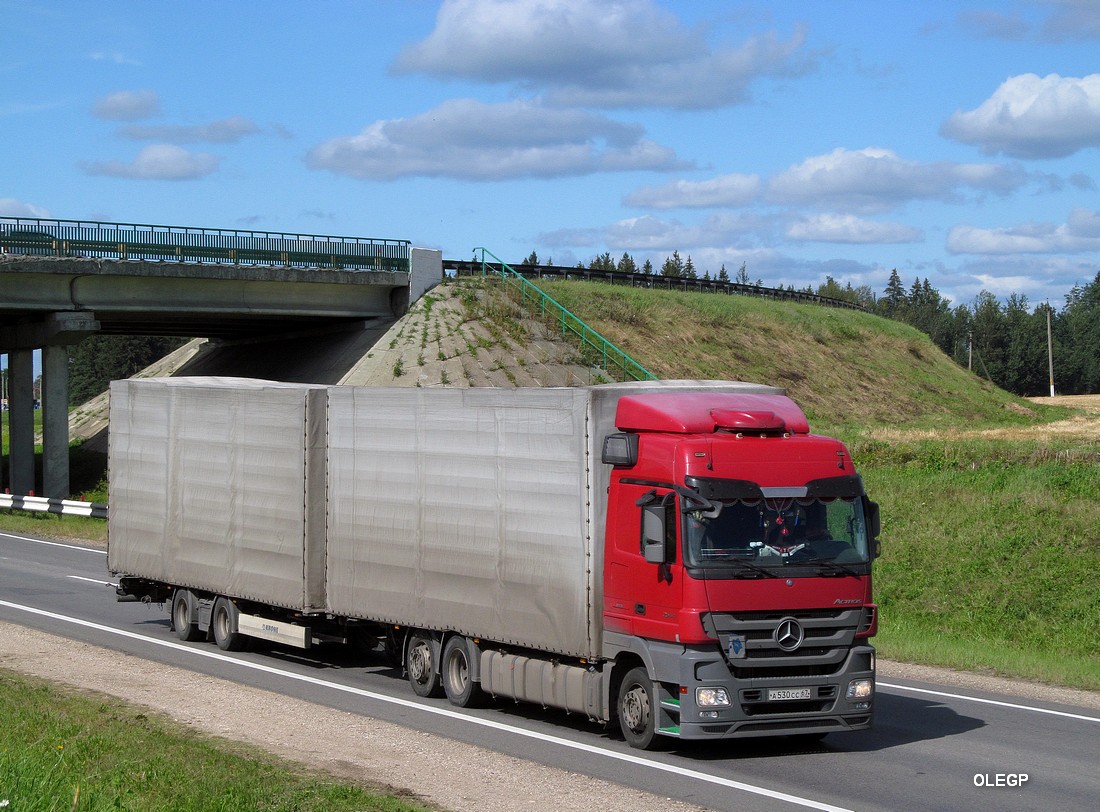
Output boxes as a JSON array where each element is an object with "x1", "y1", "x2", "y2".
[{"x1": 2, "y1": 529, "x2": 1097, "y2": 812}]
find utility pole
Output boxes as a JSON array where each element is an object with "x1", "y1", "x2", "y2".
[{"x1": 1046, "y1": 302, "x2": 1055, "y2": 397}]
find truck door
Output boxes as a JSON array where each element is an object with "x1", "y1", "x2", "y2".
[{"x1": 605, "y1": 483, "x2": 685, "y2": 643}]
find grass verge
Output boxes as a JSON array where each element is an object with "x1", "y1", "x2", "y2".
[
  {"x1": 856, "y1": 437, "x2": 1100, "y2": 691},
  {"x1": 0, "y1": 669, "x2": 431, "y2": 812}
]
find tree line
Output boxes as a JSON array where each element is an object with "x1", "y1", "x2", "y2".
[
  {"x1": 874, "y1": 268, "x2": 1100, "y2": 397},
  {"x1": 526, "y1": 250, "x2": 1100, "y2": 397}
]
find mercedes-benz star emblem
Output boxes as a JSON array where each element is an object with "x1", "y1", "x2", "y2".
[{"x1": 775, "y1": 618, "x2": 805, "y2": 652}]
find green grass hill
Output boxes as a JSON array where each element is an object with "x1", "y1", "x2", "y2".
[{"x1": 531, "y1": 278, "x2": 1052, "y2": 432}]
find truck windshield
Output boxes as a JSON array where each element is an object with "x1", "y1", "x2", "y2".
[{"x1": 684, "y1": 497, "x2": 870, "y2": 571}]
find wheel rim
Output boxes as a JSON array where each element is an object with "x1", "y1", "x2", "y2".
[
  {"x1": 446, "y1": 648, "x2": 469, "y2": 693},
  {"x1": 174, "y1": 597, "x2": 189, "y2": 631},
  {"x1": 215, "y1": 606, "x2": 229, "y2": 641},
  {"x1": 409, "y1": 641, "x2": 432, "y2": 685},
  {"x1": 622, "y1": 684, "x2": 651, "y2": 733}
]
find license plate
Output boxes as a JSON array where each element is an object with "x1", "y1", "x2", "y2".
[{"x1": 768, "y1": 687, "x2": 812, "y2": 701}]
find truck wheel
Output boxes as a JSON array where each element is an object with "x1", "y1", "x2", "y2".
[
  {"x1": 618, "y1": 666, "x2": 661, "y2": 750},
  {"x1": 441, "y1": 636, "x2": 485, "y2": 708},
  {"x1": 406, "y1": 632, "x2": 443, "y2": 698},
  {"x1": 171, "y1": 590, "x2": 203, "y2": 642},
  {"x1": 211, "y1": 597, "x2": 248, "y2": 652}
]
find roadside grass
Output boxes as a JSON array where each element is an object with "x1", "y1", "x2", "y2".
[
  {"x1": 860, "y1": 439, "x2": 1100, "y2": 691},
  {"x1": 0, "y1": 510, "x2": 107, "y2": 543},
  {"x1": 0, "y1": 669, "x2": 431, "y2": 812}
]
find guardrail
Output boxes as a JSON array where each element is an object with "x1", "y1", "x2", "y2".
[
  {"x1": 0, "y1": 217, "x2": 411, "y2": 273},
  {"x1": 471, "y1": 248, "x2": 656, "y2": 382},
  {"x1": 1, "y1": 493, "x2": 108, "y2": 519},
  {"x1": 445, "y1": 259, "x2": 867, "y2": 312}
]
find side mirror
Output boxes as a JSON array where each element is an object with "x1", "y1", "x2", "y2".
[
  {"x1": 863, "y1": 498, "x2": 881, "y2": 557},
  {"x1": 641, "y1": 504, "x2": 668, "y2": 564}
]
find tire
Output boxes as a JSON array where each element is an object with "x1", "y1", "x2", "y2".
[
  {"x1": 441, "y1": 636, "x2": 485, "y2": 708},
  {"x1": 405, "y1": 632, "x2": 444, "y2": 698},
  {"x1": 211, "y1": 597, "x2": 248, "y2": 652},
  {"x1": 617, "y1": 666, "x2": 661, "y2": 750},
  {"x1": 171, "y1": 590, "x2": 203, "y2": 642}
]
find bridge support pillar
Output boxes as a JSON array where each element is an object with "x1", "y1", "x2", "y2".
[
  {"x1": 42, "y1": 344, "x2": 70, "y2": 499},
  {"x1": 1, "y1": 312, "x2": 99, "y2": 499},
  {"x1": 6, "y1": 349, "x2": 35, "y2": 496}
]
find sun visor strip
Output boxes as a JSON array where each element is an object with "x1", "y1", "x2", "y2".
[
  {"x1": 684, "y1": 474, "x2": 865, "y2": 501},
  {"x1": 684, "y1": 476, "x2": 764, "y2": 501}
]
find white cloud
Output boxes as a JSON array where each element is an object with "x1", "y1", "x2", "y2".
[
  {"x1": 1039, "y1": 0, "x2": 1100, "y2": 41},
  {"x1": 306, "y1": 98, "x2": 687, "y2": 181},
  {"x1": 0, "y1": 198, "x2": 50, "y2": 218},
  {"x1": 765, "y1": 147, "x2": 1029, "y2": 212},
  {"x1": 392, "y1": 0, "x2": 812, "y2": 109},
  {"x1": 82, "y1": 144, "x2": 219, "y2": 180},
  {"x1": 947, "y1": 208, "x2": 1100, "y2": 254},
  {"x1": 627, "y1": 147, "x2": 1032, "y2": 216},
  {"x1": 119, "y1": 116, "x2": 261, "y2": 144},
  {"x1": 941, "y1": 73, "x2": 1100, "y2": 159},
  {"x1": 542, "y1": 211, "x2": 773, "y2": 253},
  {"x1": 956, "y1": 2, "x2": 1100, "y2": 43},
  {"x1": 1067, "y1": 206, "x2": 1100, "y2": 236},
  {"x1": 92, "y1": 89, "x2": 160, "y2": 121},
  {"x1": 956, "y1": 9, "x2": 1031, "y2": 40},
  {"x1": 785, "y1": 214, "x2": 921, "y2": 244},
  {"x1": 624, "y1": 173, "x2": 761, "y2": 208},
  {"x1": 89, "y1": 50, "x2": 140, "y2": 66},
  {"x1": 946, "y1": 255, "x2": 1096, "y2": 303}
]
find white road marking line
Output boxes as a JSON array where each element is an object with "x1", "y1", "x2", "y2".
[
  {"x1": 66, "y1": 575, "x2": 119, "y2": 588},
  {"x1": 0, "y1": 532, "x2": 107, "y2": 554}
]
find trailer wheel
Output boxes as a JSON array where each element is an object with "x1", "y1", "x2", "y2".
[
  {"x1": 211, "y1": 597, "x2": 248, "y2": 652},
  {"x1": 617, "y1": 666, "x2": 661, "y2": 750},
  {"x1": 171, "y1": 590, "x2": 203, "y2": 642},
  {"x1": 406, "y1": 632, "x2": 443, "y2": 698},
  {"x1": 441, "y1": 636, "x2": 485, "y2": 708}
]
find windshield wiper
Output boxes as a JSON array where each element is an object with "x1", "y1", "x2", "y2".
[
  {"x1": 796, "y1": 557, "x2": 862, "y2": 577},
  {"x1": 723, "y1": 558, "x2": 780, "y2": 579}
]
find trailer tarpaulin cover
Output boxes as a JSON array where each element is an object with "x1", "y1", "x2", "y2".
[
  {"x1": 107, "y1": 377, "x2": 328, "y2": 612},
  {"x1": 325, "y1": 387, "x2": 595, "y2": 658}
]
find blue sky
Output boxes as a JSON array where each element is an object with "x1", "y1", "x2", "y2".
[{"x1": 3, "y1": 0, "x2": 1099, "y2": 309}]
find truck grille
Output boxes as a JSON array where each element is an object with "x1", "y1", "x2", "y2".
[{"x1": 702, "y1": 608, "x2": 861, "y2": 679}]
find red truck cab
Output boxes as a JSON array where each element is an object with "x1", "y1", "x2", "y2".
[{"x1": 601, "y1": 392, "x2": 878, "y2": 747}]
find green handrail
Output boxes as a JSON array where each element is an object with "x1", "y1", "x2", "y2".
[{"x1": 472, "y1": 247, "x2": 656, "y2": 382}]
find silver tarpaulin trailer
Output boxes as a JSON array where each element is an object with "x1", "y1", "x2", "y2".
[{"x1": 108, "y1": 377, "x2": 782, "y2": 658}]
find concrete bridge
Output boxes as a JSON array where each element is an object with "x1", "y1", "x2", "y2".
[{"x1": 1, "y1": 218, "x2": 441, "y2": 499}]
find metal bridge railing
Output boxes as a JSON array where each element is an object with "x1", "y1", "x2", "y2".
[
  {"x1": 0, "y1": 217, "x2": 411, "y2": 273},
  {"x1": 444, "y1": 259, "x2": 867, "y2": 312},
  {"x1": 471, "y1": 247, "x2": 656, "y2": 382}
]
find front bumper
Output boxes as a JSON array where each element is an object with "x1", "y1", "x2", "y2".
[{"x1": 659, "y1": 642, "x2": 876, "y2": 740}]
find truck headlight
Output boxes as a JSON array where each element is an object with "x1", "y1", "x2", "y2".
[
  {"x1": 847, "y1": 678, "x2": 874, "y2": 700},
  {"x1": 696, "y1": 687, "x2": 731, "y2": 707}
]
